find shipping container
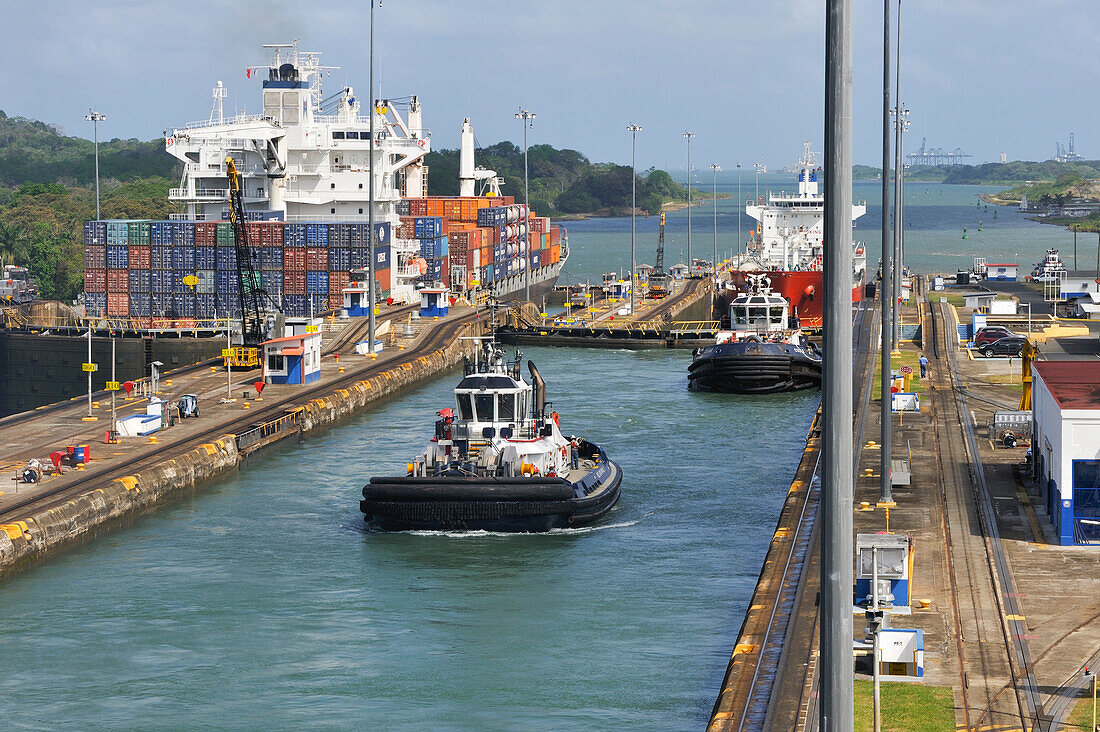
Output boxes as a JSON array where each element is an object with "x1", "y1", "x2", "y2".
[
  {"x1": 128, "y1": 245, "x2": 151, "y2": 269},
  {"x1": 216, "y1": 271, "x2": 240, "y2": 294},
  {"x1": 305, "y1": 223, "x2": 329, "y2": 247},
  {"x1": 395, "y1": 199, "x2": 411, "y2": 217},
  {"x1": 329, "y1": 223, "x2": 351, "y2": 247},
  {"x1": 171, "y1": 222, "x2": 195, "y2": 246},
  {"x1": 84, "y1": 246, "x2": 106, "y2": 269},
  {"x1": 409, "y1": 198, "x2": 428, "y2": 216},
  {"x1": 215, "y1": 222, "x2": 236, "y2": 247},
  {"x1": 85, "y1": 268, "x2": 106, "y2": 293},
  {"x1": 151, "y1": 222, "x2": 172, "y2": 246},
  {"x1": 396, "y1": 217, "x2": 417, "y2": 239},
  {"x1": 151, "y1": 270, "x2": 172, "y2": 294},
  {"x1": 151, "y1": 293, "x2": 172, "y2": 316},
  {"x1": 260, "y1": 271, "x2": 283, "y2": 295},
  {"x1": 216, "y1": 248, "x2": 238, "y2": 270},
  {"x1": 283, "y1": 270, "x2": 306, "y2": 295},
  {"x1": 308, "y1": 293, "x2": 329, "y2": 315},
  {"x1": 169, "y1": 270, "x2": 187, "y2": 294},
  {"x1": 376, "y1": 245, "x2": 391, "y2": 270},
  {"x1": 373, "y1": 221, "x2": 392, "y2": 247},
  {"x1": 195, "y1": 246, "x2": 216, "y2": 270},
  {"x1": 128, "y1": 269, "x2": 151, "y2": 293},
  {"x1": 107, "y1": 292, "x2": 130, "y2": 316},
  {"x1": 195, "y1": 293, "x2": 216, "y2": 319},
  {"x1": 195, "y1": 270, "x2": 216, "y2": 294},
  {"x1": 328, "y1": 293, "x2": 345, "y2": 311},
  {"x1": 261, "y1": 246, "x2": 282, "y2": 270},
  {"x1": 477, "y1": 207, "x2": 508, "y2": 227},
  {"x1": 129, "y1": 293, "x2": 152, "y2": 317},
  {"x1": 106, "y1": 220, "x2": 129, "y2": 245},
  {"x1": 283, "y1": 247, "x2": 306, "y2": 271},
  {"x1": 84, "y1": 221, "x2": 107, "y2": 246},
  {"x1": 329, "y1": 247, "x2": 351, "y2": 271},
  {"x1": 328, "y1": 270, "x2": 350, "y2": 294},
  {"x1": 283, "y1": 294, "x2": 308, "y2": 317},
  {"x1": 306, "y1": 247, "x2": 328, "y2": 270},
  {"x1": 377, "y1": 266, "x2": 392, "y2": 292},
  {"x1": 127, "y1": 221, "x2": 151, "y2": 246},
  {"x1": 151, "y1": 247, "x2": 171, "y2": 270},
  {"x1": 106, "y1": 245, "x2": 129, "y2": 269},
  {"x1": 171, "y1": 292, "x2": 195, "y2": 317},
  {"x1": 173, "y1": 245, "x2": 195, "y2": 271},
  {"x1": 414, "y1": 217, "x2": 442, "y2": 239},
  {"x1": 284, "y1": 223, "x2": 307, "y2": 247},
  {"x1": 107, "y1": 269, "x2": 129, "y2": 293},
  {"x1": 84, "y1": 292, "x2": 106, "y2": 315},
  {"x1": 350, "y1": 247, "x2": 369, "y2": 269},
  {"x1": 194, "y1": 222, "x2": 217, "y2": 246},
  {"x1": 306, "y1": 270, "x2": 329, "y2": 294}
]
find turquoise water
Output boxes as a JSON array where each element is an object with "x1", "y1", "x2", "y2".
[
  {"x1": 0, "y1": 347, "x2": 818, "y2": 729},
  {"x1": 559, "y1": 173, "x2": 1085, "y2": 285}
]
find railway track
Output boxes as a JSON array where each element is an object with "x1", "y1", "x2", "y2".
[
  {"x1": 710, "y1": 298, "x2": 877, "y2": 731},
  {"x1": 0, "y1": 311, "x2": 477, "y2": 523},
  {"x1": 928, "y1": 299, "x2": 1043, "y2": 730}
]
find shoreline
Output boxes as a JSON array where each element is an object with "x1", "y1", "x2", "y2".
[{"x1": 552, "y1": 196, "x2": 726, "y2": 222}]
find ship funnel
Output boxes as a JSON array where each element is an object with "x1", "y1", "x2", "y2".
[
  {"x1": 528, "y1": 360, "x2": 546, "y2": 418},
  {"x1": 460, "y1": 118, "x2": 475, "y2": 197}
]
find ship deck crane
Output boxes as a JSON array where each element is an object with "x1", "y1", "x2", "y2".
[
  {"x1": 648, "y1": 213, "x2": 669, "y2": 299},
  {"x1": 226, "y1": 156, "x2": 280, "y2": 346}
]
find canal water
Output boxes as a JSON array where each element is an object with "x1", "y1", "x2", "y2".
[{"x1": 0, "y1": 346, "x2": 818, "y2": 729}]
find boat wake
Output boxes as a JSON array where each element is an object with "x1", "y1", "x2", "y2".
[{"x1": 396, "y1": 518, "x2": 641, "y2": 539}]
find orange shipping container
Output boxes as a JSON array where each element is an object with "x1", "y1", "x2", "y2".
[
  {"x1": 426, "y1": 199, "x2": 445, "y2": 216},
  {"x1": 107, "y1": 269, "x2": 129, "y2": 292},
  {"x1": 329, "y1": 270, "x2": 350, "y2": 294},
  {"x1": 107, "y1": 292, "x2": 129, "y2": 316},
  {"x1": 328, "y1": 293, "x2": 345, "y2": 311}
]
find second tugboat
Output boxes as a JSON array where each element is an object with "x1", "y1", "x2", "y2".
[
  {"x1": 688, "y1": 274, "x2": 822, "y2": 394},
  {"x1": 361, "y1": 315, "x2": 622, "y2": 532}
]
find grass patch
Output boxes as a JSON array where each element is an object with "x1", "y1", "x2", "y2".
[
  {"x1": 927, "y1": 292, "x2": 965, "y2": 307},
  {"x1": 854, "y1": 680, "x2": 956, "y2": 732},
  {"x1": 871, "y1": 351, "x2": 928, "y2": 399},
  {"x1": 1065, "y1": 682, "x2": 1100, "y2": 731}
]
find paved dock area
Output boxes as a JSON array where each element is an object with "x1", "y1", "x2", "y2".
[{"x1": 0, "y1": 303, "x2": 477, "y2": 521}]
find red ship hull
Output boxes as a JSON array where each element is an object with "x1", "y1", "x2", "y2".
[{"x1": 726, "y1": 270, "x2": 865, "y2": 329}]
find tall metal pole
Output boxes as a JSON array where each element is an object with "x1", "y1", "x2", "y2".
[
  {"x1": 737, "y1": 163, "x2": 743, "y2": 261},
  {"x1": 879, "y1": 0, "x2": 894, "y2": 505},
  {"x1": 86, "y1": 323, "x2": 93, "y2": 418},
  {"x1": 891, "y1": 0, "x2": 904, "y2": 353},
  {"x1": 85, "y1": 109, "x2": 106, "y2": 221},
  {"x1": 684, "y1": 131, "x2": 696, "y2": 266},
  {"x1": 516, "y1": 108, "x2": 536, "y2": 301},
  {"x1": 710, "y1": 163, "x2": 720, "y2": 280},
  {"x1": 111, "y1": 336, "x2": 116, "y2": 437},
  {"x1": 628, "y1": 124, "x2": 642, "y2": 316},
  {"x1": 367, "y1": 0, "x2": 377, "y2": 354},
  {"x1": 822, "y1": 0, "x2": 854, "y2": 727}
]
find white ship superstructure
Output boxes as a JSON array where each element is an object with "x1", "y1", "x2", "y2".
[
  {"x1": 164, "y1": 41, "x2": 430, "y2": 301},
  {"x1": 742, "y1": 142, "x2": 867, "y2": 275}
]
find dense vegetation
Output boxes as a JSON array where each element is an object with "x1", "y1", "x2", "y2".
[
  {"x1": 424, "y1": 142, "x2": 694, "y2": 216},
  {"x1": 854, "y1": 159, "x2": 1100, "y2": 185}
]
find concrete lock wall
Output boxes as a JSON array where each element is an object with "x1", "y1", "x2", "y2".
[{"x1": 0, "y1": 322, "x2": 481, "y2": 576}]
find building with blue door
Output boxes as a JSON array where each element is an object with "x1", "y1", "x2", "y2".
[
  {"x1": 260, "y1": 331, "x2": 323, "y2": 385},
  {"x1": 419, "y1": 287, "x2": 449, "y2": 318},
  {"x1": 1032, "y1": 361, "x2": 1100, "y2": 544},
  {"x1": 343, "y1": 285, "x2": 373, "y2": 317}
]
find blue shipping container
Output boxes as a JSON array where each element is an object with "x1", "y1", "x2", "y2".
[
  {"x1": 84, "y1": 292, "x2": 106, "y2": 315},
  {"x1": 106, "y1": 245, "x2": 129, "y2": 269},
  {"x1": 173, "y1": 246, "x2": 195, "y2": 271},
  {"x1": 171, "y1": 222, "x2": 195, "y2": 246},
  {"x1": 150, "y1": 222, "x2": 172, "y2": 246},
  {"x1": 129, "y1": 294, "x2": 151, "y2": 317},
  {"x1": 151, "y1": 270, "x2": 171, "y2": 294},
  {"x1": 283, "y1": 294, "x2": 307, "y2": 317},
  {"x1": 349, "y1": 248, "x2": 369, "y2": 269},
  {"x1": 172, "y1": 293, "x2": 195, "y2": 317},
  {"x1": 216, "y1": 248, "x2": 238, "y2": 270},
  {"x1": 129, "y1": 269, "x2": 151, "y2": 293},
  {"x1": 260, "y1": 271, "x2": 282, "y2": 293},
  {"x1": 477, "y1": 207, "x2": 507, "y2": 227},
  {"x1": 306, "y1": 270, "x2": 329, "y2": 294},
  {"x1": 216, "y1": 271, "x2": 240, "y2": 294},
  {"x1": 284, "y1": 224, "x2": 307, "y2": 247},
  {"x1": 329, "y1": 224, "x2": 351, "y2": 246},
  {"x1": 376, "y1": 245, "x2": 391, "y2": 270},
  {"x1": 195, "y1": 293, "x2": 216, "y2": 319},
  {"x1": 261, "y1": 246, "x2": 282, "y2": 270},
  {"x1": 305, "y1": 223, "x2": 329, "y2": 247},
  {"x1": 151, "y1": 293, "x2": 172, "y2": 316},
  {"x1": 414, "y1": 217, "x2": 442, "y2": 239},
  {"x1": 84, "y1": 221, "x2": 106, "y2": 246},
  {"x1": 151, "y1": 247, "x2": 172, "y2": 269},
  {"x1": 195, "y1": 246, "x2": 216, "y2": 270},
  {"x1": 329, "y1": 247, "x2": 351, "y2": 271}
]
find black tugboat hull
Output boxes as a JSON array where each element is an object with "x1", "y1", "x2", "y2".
[
  {"x1": 687, "y1": 342, "x2": 822, "y2": 394},
  {"x1": 361, "y1": 447, "x2": 622, "y2": 532}
]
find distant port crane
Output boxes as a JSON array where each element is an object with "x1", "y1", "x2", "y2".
[
  {"x1": 1054, "y1": 132, "x2": 1083, "y2": 163},
  {"x1": 907, "y1": 137, "x2": 973, "y2": 166}
]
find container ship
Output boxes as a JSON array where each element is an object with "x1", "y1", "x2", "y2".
[
  {"x1": 725, "y1": 142, "x2": 866, "y2": 329},
  {"x1": 82, "y1": 42, "x2": 567, "y2": 323}
]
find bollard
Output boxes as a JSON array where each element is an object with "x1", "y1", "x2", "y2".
[
  {"x1": 243, "y1": 402, "x2": 250, "y2": 409},
  {"x1": 148, "y1": 436, "x2": 157, "y2": 444}
]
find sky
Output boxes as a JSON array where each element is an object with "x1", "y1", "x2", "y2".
[{"x1": 6, "y1": 0, "x2": 1100, "y2": 172}]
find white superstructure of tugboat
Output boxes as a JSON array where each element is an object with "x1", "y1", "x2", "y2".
[
  {"x1": 1029, "y1": 248, "x2": 1067, "y2": 283},
  {"x1": 361, "y1": 322, "x2": 622, "y2": 531},
  {"x1": 688, "y1": 274, "x2": 822, "y2": 394}
]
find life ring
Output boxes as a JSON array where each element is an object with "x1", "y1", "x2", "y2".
[{"x1": 417, "y1": 139, "x2": 426, "y2": 148}]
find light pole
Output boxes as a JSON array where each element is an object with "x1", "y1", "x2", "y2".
[
  {"x1": 683, "y1": 131, "x2": 696, "y2": 266},
  {"x1": 627, "y1": 124, "x2": 642, "y2": 316},
  {"x1": 879, "y1": 0, "x2": 894, "y2": 506},
  {"x1": 86, "y1": 322, "x2": 94, "y2": 419},
  {"x1": 737, "y1": 162, "x2": 743, "y2": 262},
  {"x1": 517, "y1": 108, "x2": 536, "y2": 301},
  {"x1": 753, "y1": 161, "x2": 765, "y2": 203},
  {"x1": 891, "y1": 101, "x2": 909, "y2": 353},
  {"x1": 85, "y1": 109, "x2": 106, "y2": 221},
  {"x1": 367, "y1": 0, "x2": 378, "y2": 356},
  {"x1": 710, "y1": 163, "x2": 721, "y2": 281}
]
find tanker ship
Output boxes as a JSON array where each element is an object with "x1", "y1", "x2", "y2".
[
  {"x1": 82, "y1": 42, "x2": 567, "y2": 323},
  {"x1": 726, "y1": 142, "x2": 866, "y2": 329}
]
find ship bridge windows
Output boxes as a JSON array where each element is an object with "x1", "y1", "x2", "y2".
[
  {"x1": 346, "y1": 131, "x2": 360, "y2": 140},
  {"x1": 474, "y1": 394, "x2": 495, "y2": 423},
  {"x1": 499, "y1": 394, "x2": 516, "y2": 422},
  {"x1": 456, "y1": 393, "x2": 473, "y2": 420},
  {"x1": 332, "y1": 131, "x2": 346, "y2": 140}
]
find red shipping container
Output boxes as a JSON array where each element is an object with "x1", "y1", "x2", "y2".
[
  {"x1": 284, "y1": 248, "x2": 307, "y2": 271},
  {"x1": 328, "y1": 293, "x2": 345, "y2": 311},
  {"x1": 245, "y1": 221, "x2": 284, "y2": 246},
  {"x1": 194, "y1": 222, "x2": 217, "y2": 246},
  {"x1": 306, "y1": 247, "x2": 327, "y2": 270},
  {"x1": 84, "y1": 245, "x2": 106, "y2": 269},
  {"x1": 397, "y1": 217, "x2": 417, "y2": 239},
  {"x1": 284, "y1": 271, "x2": 306, "y2": 295},
  {"x1": 549, "y1": 227, "x2": 561, "y2": 245},
  {"x1": 107, "y1": 292, "x2": 129, "y2": 316},
  {"x1": 529, "y1": 216, "x2": 549, "y2": 235},
  {"x1": 129, "y1": 245, "x2": 152, "y2": 269},
  {"x1": 107, "y1": 269, "x2": 129, "y2": 292},
  {"x1": 409, "y1": 198, "x2": 428, "y2": 216},
  {"x1": 329, "y1": 270, "x2": 350, "y2": 294},
  {"x1": 85, "y1": 268, "x2": 106, "y2": 293}
]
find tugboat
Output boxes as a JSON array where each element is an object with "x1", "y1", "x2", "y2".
[
  {"x1": 361, "y1": 319, "x2": 622, "y2": 531},
  {"x1": 688, "y1": 274, "x2": 822, "y2": 394}
]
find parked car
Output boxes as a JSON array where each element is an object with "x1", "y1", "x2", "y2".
[
  {"x1": 979, "y1": 335, "x2": 1028, "y2": 357},
  {"x1": 973, "y1": 326, "x2": 1020, "y2": 347}
]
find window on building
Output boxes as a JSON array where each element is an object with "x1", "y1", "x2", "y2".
[
  {"x1": 268, "y1": 354, "x2": 285, "y2": 372},
  {"x1": 1073, "y1": 460, "x2": 1100, "y2": 517},
  {"x1": 332, "y1": 131, "x2": 345, "y2": 140},
  {"x1": 331, "y1": 183, "x2": 336, "y2": 189},
  {"x1": 331, "y1": 208, "x2": 336, "y2": 214},
  {"x1": 456, "y1": 393, "x2": 473, "y2": 420},
  {"x1": 358, "y1": 183, "x2": 363, "y2": 189},
  {"x1": 474, "y1": 393, "x2": 494, "y2": 422},
  {"x1": 359, "y1": 208, "x2": 364, "y2": 214},
  {"x1": 346, "y1": 131, "x2": 359, "y2": 140}
]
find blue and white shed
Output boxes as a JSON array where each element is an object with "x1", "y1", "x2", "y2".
[
  {"x1": 261, "y1": 331, "x2": 322, "y2": 385},
  {"x1": 419, "y1": 287, "x2": 449, "y2": 318}
]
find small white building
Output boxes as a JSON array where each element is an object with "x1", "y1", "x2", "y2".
[
  {"x1": 1032, "y1": 361, "x2": 1100, "y2": 545},
  {"x1": 260, "y1": 331, "x2": 322, "y2": 385},
  {"x1": 984, "y1": 263, "x2": 1018, "y2": 282}
]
